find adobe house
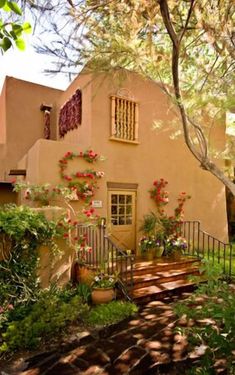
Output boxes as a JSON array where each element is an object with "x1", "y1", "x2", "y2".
[{"x1": 0, "y1": 69, "x2": 230, "y2": 252}]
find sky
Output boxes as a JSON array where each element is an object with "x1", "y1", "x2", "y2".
[{"x1": 0, "y1": 35, "x2": 70, "y2": 93}]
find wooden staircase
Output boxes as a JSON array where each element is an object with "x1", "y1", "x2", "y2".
[{"x1": 127, "y1": 256, "x2": 201, "y2": 304}]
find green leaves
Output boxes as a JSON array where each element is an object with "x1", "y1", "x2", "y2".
[
  {"x1": 6, "y1": 1, "x2": 22, "y2": 16},
  {"x1": 0, "y1": 36, "x2": 11, "y2": 51},
  {"x1": 0, "y1": 1, "x2": 31, "y2": 52},
  {"x1": 22, "y1": 22, "x2": 32, "y2": 34},
  {"x1": 0, "y1": 0, "x2": 5, "y2": 8},
  {"x1": 15, "y1": 37, "x2": 25, "y2": 50}
]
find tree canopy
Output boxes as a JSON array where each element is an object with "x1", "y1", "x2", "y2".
[
  {"x1": 0, "y1": 0, "x2": 32, "y2": 52},
  {"x1": 13, "y1": 0, "x2": 235, "y2": 194}
]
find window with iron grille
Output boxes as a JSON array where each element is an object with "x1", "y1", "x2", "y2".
[{"x1": 110, "y1": 96, "x2": 139, "y2": 142}]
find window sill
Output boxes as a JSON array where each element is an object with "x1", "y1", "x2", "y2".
[{"x1": 109, "y1": 136, "x2": 140, "y2": 145}]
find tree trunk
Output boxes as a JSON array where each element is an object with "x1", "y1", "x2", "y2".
[{"x1": 159, "y1": 0, "x2": 235, "y2": 197}]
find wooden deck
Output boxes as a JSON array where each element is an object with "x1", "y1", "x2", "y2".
[{"x1": 127, "y1": 256, "x2": 201, "y2": 303}]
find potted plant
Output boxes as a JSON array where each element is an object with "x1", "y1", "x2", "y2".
[
  {"x1": 139, "y1": 236, "x2": 164, "y2": 260},
  {"x1": 91, "y1": 272, "x2": 117, "y2": 304},
  {"x1": 164, "y1": 235, "x2": 188, "y2": 259},
  {"x1": 139, "y1": 213, "x2": 164, "y2": 259},
  {"x1": 74, "y1": 234, "x2": 94, "y2": 285}
]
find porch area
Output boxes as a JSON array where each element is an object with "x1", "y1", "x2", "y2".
[
  {"x1": 127, "y1": 256, "x2": 201, "y2": 303},
  {"x1": 76, "y1": 221, "x2": 234, "y2": 303}
]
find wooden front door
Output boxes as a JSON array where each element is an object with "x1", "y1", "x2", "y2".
[{"x1": 108, "y1": 190, "x2": 136, "y2": 251}]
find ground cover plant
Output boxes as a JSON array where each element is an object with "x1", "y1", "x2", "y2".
[
  {"x1": 0, "y1": 284, "x2": 137, "y2": 355},
  {"x1": 0, "y1": 287, "x2": 89, "y2": 352},
  {"x1": 85, "y1": 301, "x2": 138, "y2": 328},
  {"x1": 174, "y1": 262, "x2": 235, "y2": 374}
]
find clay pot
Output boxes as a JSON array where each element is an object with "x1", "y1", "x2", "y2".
[
  {"x1": 145, "y1": 249, "x2": 155, "y2": 261},
  {"x1": 91, "y1": 287, "x2": 116, "y2": 304}
]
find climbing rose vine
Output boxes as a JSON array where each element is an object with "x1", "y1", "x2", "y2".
[
  {"x1": 59, "y1": 149, "x2": 104, "y2": 202},
  {"x1": 149, "y1": 179, "x2": 191, "y2": 252},
  {"x1": 150, "y1": 178, "x2": 191, "y2": 220}
]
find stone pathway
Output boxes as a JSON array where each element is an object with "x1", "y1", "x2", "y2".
[{"x1": 1, "y1": 295, "x2": 201, "y2": 375}]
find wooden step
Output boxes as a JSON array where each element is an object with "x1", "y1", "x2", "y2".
[
  {"x1": 131, "y1": 279, "x2": 196, "y2": 303},
  {"x1": 130, "y1": 256, "x2": 201, "y2": 276},
  {"x1": 116, "y1": 256, "x2": 202, "y2": 303},
  {"x1": 131, "y1": 267, "x2": 200, "y2": 290}
]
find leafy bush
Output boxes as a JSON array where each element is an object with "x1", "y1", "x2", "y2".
[
  {"x1": 75, "y1": 283, "x2": 92, "y2": 304},
  {"x1": 0, "y1": 290, "x2": 89, "y2": 352},
  {"x1": 85, "y1": 301, "x2": 138, "y2": 327},
  {"x1": 0, "y1": 205, "x2": 68, "y2": 307}
]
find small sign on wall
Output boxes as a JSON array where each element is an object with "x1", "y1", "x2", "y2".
[{"x1": 92, "y1": 200, "x2": 103, "y2": 208}]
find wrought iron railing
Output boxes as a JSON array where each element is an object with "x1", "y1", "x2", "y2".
[
  {"x1": 76, "y1": 222, "x2": 135, "y2": 293},
  {"x1": 181, "y1": 221, "x2": 234, "y2": 277}
]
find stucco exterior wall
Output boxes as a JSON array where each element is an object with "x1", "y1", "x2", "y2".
[
  {"x1": 20, "y1": 70, "x2": 228, "y2": 244},
  {"x1": 0, "y1": 77, "x2": 62, "y2": 181}
]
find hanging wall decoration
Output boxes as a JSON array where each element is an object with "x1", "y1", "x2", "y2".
[
  {"x1": 59, "y1": 89, "x2": 82, "y2": 138},
  {"x1": 44, "y1": 110, "x2": 51, "y2": 139},
  {"x1": 40, "y1": 104, "x2": 52, "y2": 140}
]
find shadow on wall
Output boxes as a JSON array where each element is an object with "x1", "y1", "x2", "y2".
[{"x1": 0, "y1": 183, "x2": 17, "y2": 206}]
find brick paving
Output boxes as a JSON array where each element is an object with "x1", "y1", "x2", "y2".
[{"x1": 1, "y1": 295, "x2": 202, "y2": 375}]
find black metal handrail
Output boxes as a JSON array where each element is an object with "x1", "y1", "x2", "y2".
[
  {"x1": 104, "y1": 235, "x2": 135, "y2": 291},
  {"x1": 76, "y1": 222, "x2": 135, "y2": 292},
  {"x1": 181, "y1": 221, "x2": 234, "y2": 277}
]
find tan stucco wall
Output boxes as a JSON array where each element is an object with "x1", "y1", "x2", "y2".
[
  {"x1": 90, "y1": 71, "x2": 228, "y2": 242},
  {"x1": 20, "y1": 70, "x2": 228, "y2": 244},
  {"x1": 0, "y1": 77, "x2": 63, "y2": 181}
]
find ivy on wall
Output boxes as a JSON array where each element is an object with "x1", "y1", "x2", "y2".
[{"x1": 59, "y1": 89, "x2": 82, "y2": 138}]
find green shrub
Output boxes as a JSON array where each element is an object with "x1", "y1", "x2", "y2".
[
  {"x1": 0, "y1": 204, "x2": 68, "y2": 307},
  {"x1": 75, "y1": 283, "x2": 92, "y2": 304},
  {"x1": 0, "y1": 291, "x2": 89, "y2": 352},
  {"x1": 85, "y1": 301, "x2": 138, "y2": 327}
]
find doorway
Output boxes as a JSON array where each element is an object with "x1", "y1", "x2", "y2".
[{"x1": 108, "y1": 190, "x2": 136, "y2": 251}]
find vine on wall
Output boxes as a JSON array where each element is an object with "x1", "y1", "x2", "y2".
[{"x1": 58, "y1": 150, "x2": 104, "y2": 203}]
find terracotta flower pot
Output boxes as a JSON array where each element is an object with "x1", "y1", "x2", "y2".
[
  {"x1": 145, "y1": 249, "x2": 155, "y2": 261},
  {"x1": 91, "y1": 287, "x2": 116, "y2": 304}
]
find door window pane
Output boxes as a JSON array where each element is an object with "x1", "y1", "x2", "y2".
[
  {"x1": 110, "y1": 193, "x2": 134, "y2": 226},
  {"x1": 119, "y1": 216, "x2": 125, "y2": 225},
  {"x1": 111, "y1": 194, "x2": 117, "y2": 204},
  {"x1": 111, "y1": 217, "x2": 118, "y2": 225},
  {"x1": 126, "y1": 195, "x2": 132, "y2": 204},
  {"x1": 126, "y1": 216, "x2": 132, "y2": 224},
  {"x1": 118, "y1": 206, "x2": 125, "y2": 215},
  {"x1": 119, "y1": 195, "x2": 125, "y2": 204}
]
